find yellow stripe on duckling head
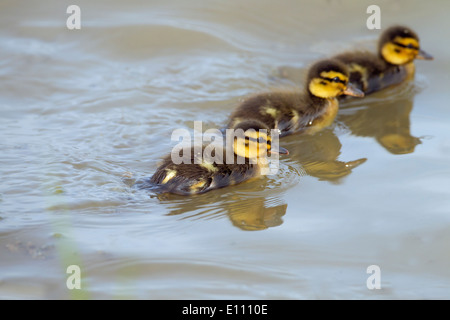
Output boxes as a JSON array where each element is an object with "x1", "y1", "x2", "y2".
[
  {"x1": 244, "y1": 130, "x2": 269, "y2": 141},
  {"x1": 233, "y1": 130, "x2": 270, "y2": 160},
  {"x1": 308, "y1": 70, "x2": 350, "y2": 98},
  {"x1": 161, "y1": 169, "x2": 177, "y2": 184},
  {"x1": 309, "y1": 78, "x2": 345, "y2": 98},
  {"x1": 319, "y1": 71, "x2": 348, "y2": 83},
  {"x1": 393, "y1": 36, "x2": 419, "y2": 49},
  {"x1": 382, "y1": 37, "x2": 420, "y2": 65}
]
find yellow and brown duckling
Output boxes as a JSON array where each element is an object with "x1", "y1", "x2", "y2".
[
  {"x1": 227, "y1": 59, "x2": 364, "y2": 137},
  {"x1": 149, "y1": 120, "x2": 289, "y2": 195},
  {"x1": 334, "y1": 25, "x2": 433, "y2": 95}
]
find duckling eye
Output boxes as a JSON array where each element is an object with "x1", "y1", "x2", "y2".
[{"x1": 332, "y1": 77, "x2": 340, "y2": 82}]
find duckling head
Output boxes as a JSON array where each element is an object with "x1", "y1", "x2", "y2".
[
  {"x1": 307, "y1": 59, "x2": 364, "y2": 99},
  {"x1": 379, "y1": 25, "x2": 433, "y2": 65},
  {"x1": 232, "y1": 120, "x2": 289, "y2": 160}
]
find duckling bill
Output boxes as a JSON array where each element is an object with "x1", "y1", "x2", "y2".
[
  {"x1": 227, "y1": 59, "x2": 364, "y2": 137},
  {"x1": 334, "y1": 25, "x2": 433, "y2": 95},
  {"x1": 149, "y1": 120, "x2": 288, "y2": 195}
]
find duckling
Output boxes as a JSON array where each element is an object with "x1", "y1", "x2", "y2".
[
  {"x1": 227, "y1": 59, "x2": 364, "y2": 137},
  {"x1": 333, "y1": 25, "x2": 433, "y2": 95},
  {"x1": 149, "y1": 120, "x2": 289, "y2": 195}
]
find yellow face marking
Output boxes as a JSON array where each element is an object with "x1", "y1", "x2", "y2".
[
  {"x1": 261, "y1": 106, "x2": 279, "y2": 118},
  {"x1": 382, "y1": 37, "x2": 420, "y2": 65},
  {"x1": 320, "y1": 71, "x2": 348, "y2": 82},
  {"x1": 199, "y1": 161, "x2": 218, "y2": 172},
  {"x1": 309, "y1": 71, "x2": 350, "y2": 98},
  {"x1": 309, "y1": 78, "x2": 345, "y2": 98},
  {"x1": 259, "y1": 132, "x2": 272, "y2": 152},
  {"x1": 233, "y1": 131, "x2": 270, "y2": 159},
  {"x1": 234, "y1": 137, "x2": 249, "y2": 159},
  {"x1": 161, "y1": 169, "x2": 177, "y2": 184}
]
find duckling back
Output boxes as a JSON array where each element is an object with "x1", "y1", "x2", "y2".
[
  {"x1": 227, "y1": 90, "x2": 322, "y2": 137},
  {"x1": 334, "y1": 51, "x2": 411, "y2": 95},
  {"x1": 227, "y1": 59, "x2": 362, "y2": 136},
  {"x1": 150, "y1": 146, "x2": 260, "y2": 195}
]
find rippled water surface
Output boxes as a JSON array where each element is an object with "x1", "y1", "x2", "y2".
[{"x1": 1, "y1": 0, "x2": 450, "y2": 299}]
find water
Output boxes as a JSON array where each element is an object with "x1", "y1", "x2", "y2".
[{"x1": 1, "y1": 0, "x2": 450, "y2": 299}]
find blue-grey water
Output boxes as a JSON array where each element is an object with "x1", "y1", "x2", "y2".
[{"x1": 1, "y1": 0, "x2": 450, "y2": 299}]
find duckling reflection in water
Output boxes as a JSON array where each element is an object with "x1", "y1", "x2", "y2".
[
  {"x1": 145, "y1": 178, "x2": 289, "y2": 231},
  {"x1": 228, "y1": 59, "x2": 364, "y2": 137},
  {"x1": 149, "y1": 120, "x2": 288, "y2": 195},
  {"x1": 339, "y1": 94, "x2": 420, "y2": 155},
  {"x1": 228, "y1": 201, "x2": 287, "y2": 231},
  {"x1": 283, "y1": 128, "x2": 367, "y2": 182}
]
